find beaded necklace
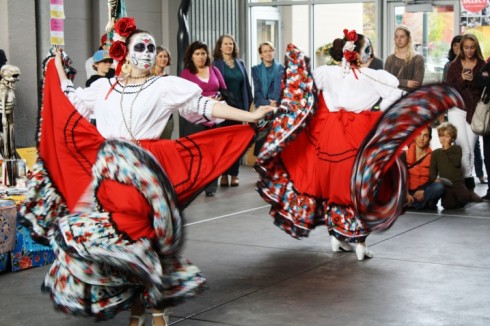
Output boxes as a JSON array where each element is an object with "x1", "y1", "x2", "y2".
[{"x1": 120, "y1": 76, "x2": 149, "y2": 142}]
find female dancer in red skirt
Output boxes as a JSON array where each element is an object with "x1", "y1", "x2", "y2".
[
  {"x1": 21, "y1": 17, "x2": 273, "y2": 326},
  {"x1": 256, "y1": 30, "x2": 462, "y2": 261}
]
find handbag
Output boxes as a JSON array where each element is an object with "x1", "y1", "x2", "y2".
[{"x1": 470, "y1": 87, "x2": 490, "y2": 135}]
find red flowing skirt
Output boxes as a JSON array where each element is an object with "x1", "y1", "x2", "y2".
[
  {"x1": 280, "y1": 95, "x2": 381, "y2": 205},
  {"x1": 39, "y1": 60, "x2": 254, "y2": 240}
]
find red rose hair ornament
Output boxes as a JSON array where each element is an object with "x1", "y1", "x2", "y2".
[{"x1": 341, "y1": 29, "x2": 359, "y2": 75}]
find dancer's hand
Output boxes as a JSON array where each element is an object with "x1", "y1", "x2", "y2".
[
  {"x1": 252, "y1": 105, "x2": 276, "y2": 122},
  {"x1": 52, "y1": 47, "x2": 68, "y2": 82}
]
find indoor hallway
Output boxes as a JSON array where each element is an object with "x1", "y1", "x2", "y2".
[{"x1": 1, "y1": 167, "x2": 490, "y2": 326}]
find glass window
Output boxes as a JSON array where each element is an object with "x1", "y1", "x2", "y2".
[
  {"x1": 250, "y1": 5, "x2": 310, "y2": 68},
  {"x1": 313, "y1": 3, "x2": 376, "y2": 68}
]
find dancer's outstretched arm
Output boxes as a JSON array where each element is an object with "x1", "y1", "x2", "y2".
[{"x1": 212, "y1": 101, "x2": 275, "y2": 123}]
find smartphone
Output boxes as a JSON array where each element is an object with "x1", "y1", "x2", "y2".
[{"x1": 463, "y1": 68, "x2": 472, "y2": 74}]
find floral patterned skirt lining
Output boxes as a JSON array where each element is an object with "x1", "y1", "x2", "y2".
[{"x1": 255, "y1": 45, "x2": 465, "y2": 242}]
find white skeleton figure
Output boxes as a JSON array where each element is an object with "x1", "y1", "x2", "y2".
[
  {"x1": 105, "y1": 0, "x2": 120, "y2": 32},
  {"x1": 0, "y1": 64, "x2": 20, "y2": 159}
]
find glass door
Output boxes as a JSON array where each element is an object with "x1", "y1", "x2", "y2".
[{"x1": 384, "y1": 1, "x2": 459, "y2": 83}]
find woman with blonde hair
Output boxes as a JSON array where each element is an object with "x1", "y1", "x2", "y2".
[
  {"x1": 151, "y1": 46, "x2": 171, "y2": 76},
  {"x1": 152, "y1": 46, "x2": 174, "y2": 139},
  {"x1": 384, "y1": 25, "x2": 425, "y2": 92},
  {"x1": 446, "y1": 33, "x2": 485, "y2": 201}
]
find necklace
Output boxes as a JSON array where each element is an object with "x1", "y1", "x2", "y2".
[
  {"x1": 129, "y1": 73, "x2": 150, "y2": 80},
  {"x1": 358, "y1": 68, "x2": 400, "y2": 90},
  {"x1": 120, "y1": 79, "x2": 147, "y2": 143},
  {"x1": 224, "y1": 58, "x2": 235, "y2": 68}
]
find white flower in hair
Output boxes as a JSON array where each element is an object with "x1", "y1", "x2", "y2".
[
  {"x1": 112, "y1": 32, "x2": 126, "y2": 43},
  {"x1": 343, "y1": 41, "x2": 355, "y2": 52}
]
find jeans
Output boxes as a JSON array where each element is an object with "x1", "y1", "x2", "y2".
[
  {"x1": 483, "y1": 134, "x2": 490, "y2": 195},
  {"x1": 412, "y1": 182, "x2": 445, "y2": 210},
  {"x1": 474, "y1": 136, "x2": 484, "y2": 178}
]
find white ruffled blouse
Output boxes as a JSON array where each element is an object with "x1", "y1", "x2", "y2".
[
  {"x1": 313, "y1": 65, "x2": 404, "y2": 112},
  {"x1": 61, "y1": 75, "x2": 220, "y2": 140}
]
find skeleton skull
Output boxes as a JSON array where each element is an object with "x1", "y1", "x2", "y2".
[{"x1": 0, "y1": 65, "x2": 21, "y2": 87}]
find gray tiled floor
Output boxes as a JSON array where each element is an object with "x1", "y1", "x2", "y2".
[{"x1": 1, "y1": 167, "x2": 490, "y2": 326}]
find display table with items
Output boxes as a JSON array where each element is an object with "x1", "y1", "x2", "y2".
[{"x1": 0, "y1": 157, "x2": 55, "y2": 272}]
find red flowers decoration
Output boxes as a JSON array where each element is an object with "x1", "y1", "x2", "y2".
[
  {"x1": 343, "y1": 51, "x2": 358, "y2": 63},
  {"x1": 109, "y1": 40, "x2": 127, "y2": 61},
  {"x1": 114, "y1": 17, "x2": 137, "y2": 38},
  {"x1": 343, "y1": 29, "x2": 358, "y2": 42}
]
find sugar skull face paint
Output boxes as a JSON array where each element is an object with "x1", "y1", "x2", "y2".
[
  {"x1": 128, "y1": 33, "x2": 156, "y2": 70},
  {"x1": 360, "y1": 37, "x2": 372, "y2": 64}
]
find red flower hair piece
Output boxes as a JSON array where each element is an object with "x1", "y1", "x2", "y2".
[
  {"x1": 114, "y1": 17, "x2": 137, "y2": 38},
  {"x1": 109, "y1": 41, "x2": 127, "y2": 62},
  {"x1": 343, "y1": 29, "x2": 358, "y2": 42}
]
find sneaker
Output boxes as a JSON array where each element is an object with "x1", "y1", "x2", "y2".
[{"x1": 479, "y1": 176, "x2": 488, "y2": 184}]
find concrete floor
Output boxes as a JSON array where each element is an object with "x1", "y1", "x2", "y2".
[{"x1": 1, "y1": 167, "x2": 490, "y2": 326}]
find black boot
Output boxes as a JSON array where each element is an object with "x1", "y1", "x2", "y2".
[
  {"x1": 464, "y1": 177, "x2": 476, "y2": 190},
  {"x1": 465, "y1": 177, "x2": 483, "y2": 202}
]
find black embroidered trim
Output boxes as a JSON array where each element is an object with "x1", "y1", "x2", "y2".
[
  {"x1": 173, "y1": 137, "x2": 203, "y2": 190},
  {"x1": 63, "y1": 110, "x2": 94, "y2": 176},
  {"x1": 112, "y1": 76, "x2": 159, "y2": 94}
]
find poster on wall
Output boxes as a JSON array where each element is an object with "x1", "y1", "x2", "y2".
[{"x1": 460, "y1": 0, "x2": 489, "y2": 27}]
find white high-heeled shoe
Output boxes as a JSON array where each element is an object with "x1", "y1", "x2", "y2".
[
  {"x1": 129, "y1": 314, "x2": 146, "y2": 326},
  {"x1": 356, "y1": 244, "x2": 374, "y2": 261},
  {"x1": 152, "y1": 310, "x2": 170, "y2": 326},
  {"x1": 331, "y1": 236, "x2": 353, "y2": 252}
]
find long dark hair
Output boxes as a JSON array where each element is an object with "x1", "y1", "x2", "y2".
[
  {"x1": 213, "y1": 34, "x2": 239, "y2": 60},
  {"x1": 184, "y1": 41, "x2": 211, "y2": 74},
  {"x1": 447, "y1": 35, "x2": 462, "y2": 61}
]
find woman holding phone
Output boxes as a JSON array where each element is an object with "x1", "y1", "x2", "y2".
[{"x1": 446, "y1": 33, "x2": 485, "y2": 200}]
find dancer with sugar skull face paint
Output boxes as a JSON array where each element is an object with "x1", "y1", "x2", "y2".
[
  {"x1": 255, "y1": 30, "x2": 463, "y2": 261},
  {"x1": 20, "y1": 17, "x2": 274, "y2": 326}
]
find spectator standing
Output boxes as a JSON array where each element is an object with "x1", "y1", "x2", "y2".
[
  {"x1": 384, "y1": 25, "x2": 425, "y2": 92},
  {"x1": 251, "y1": 42, "x2": 284, "y2": 155},
  {"x1": 180, "y1": 41, "x2": 227, "y2": 197},
  {"x1": 443, "y1": 35, "x2": 462, "y2": 82},
  {"x1": 85, "y1": 33, "x2": 112, "y2": 79},
  {"x1": 213, "y1": 34, "x2": 253, "y2": 187},
  {"x1": 152, "y1": 46, "x2": 174, "y2": 139},
  {"x1": 152, "y1": 46, "x2": 171, "y2": 77},
  {"x1": 446, "y1": 33, "x2": 485, "y2": 200},
  {"x1": 474, "y1": 58, "x2": 490, "y2": 200},
  {"x1": 85, "y1": 50, "x2": 114, "y2": 87},
  {"x1": 401, "y1": 126, "x2": 445, "y2": 210}
]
